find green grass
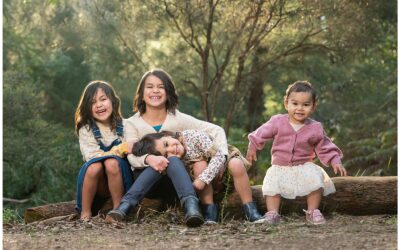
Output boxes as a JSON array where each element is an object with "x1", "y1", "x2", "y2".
[{"x1": 384, "y1": 215, "x2": 397, "y2": 225}]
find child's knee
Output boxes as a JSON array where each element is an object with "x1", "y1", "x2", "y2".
[
  {"x1": 192, "y1": 161, "x2": 207, "y2": 177},
  {"x1": 228, "y1": 158, "x2": 246, "y2": 176},
  {"x1": 104, "y1": 158, "x2": 121, "y2": 176},
  {"x1": 85, "y1": 162, "x2": 103, "y2": 178}
]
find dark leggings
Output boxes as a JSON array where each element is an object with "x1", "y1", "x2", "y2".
[{"x1": 121, "y1": 156, "x2": 197, "y2": 207}]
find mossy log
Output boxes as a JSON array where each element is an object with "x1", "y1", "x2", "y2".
[{"x1": 24, "y1": 176, "x2": 397, "y2": 223}]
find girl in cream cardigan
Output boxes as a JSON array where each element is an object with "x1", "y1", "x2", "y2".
[{"x1": 107, "y1": 69, "x2": 263, "y2": 224}]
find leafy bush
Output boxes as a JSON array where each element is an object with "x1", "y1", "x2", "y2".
[
  {"x1": 3, "y1": 208, "x2": 22, "y2": 224},
  {"x1": 3, "y1": 71, "x2": 83, "y2": 209}
]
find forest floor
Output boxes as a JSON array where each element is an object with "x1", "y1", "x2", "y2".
[{"x1": 3, "y1": 211, "x2": 397, "y2": 250}]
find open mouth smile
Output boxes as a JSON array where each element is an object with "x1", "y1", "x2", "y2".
[{"x1": 96, "y1": 109, "x2": 107, "y2": 115}]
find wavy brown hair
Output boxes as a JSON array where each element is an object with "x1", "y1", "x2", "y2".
[
  {"x1": 133, "y1": 69, "x2": 179, "y2": 114},
  {"x1": 74, "y1": 80, "x2": 123, "y2": 135}
]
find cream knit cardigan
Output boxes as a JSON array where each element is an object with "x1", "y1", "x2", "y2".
[
  {"x1": 125, "y1": 110, "x2": 228, "y2": 169},
  {"x1": 78, "y1": 121, "x2": 126, "y2": 162}
]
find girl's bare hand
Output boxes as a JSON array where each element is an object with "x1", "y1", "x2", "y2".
[
  {"x1": 246, "y1": 147, "x2": 257, "y2": 163},
  {"x1": 193, "y1": 179, "x2": 206, "y2": 191},
  {"x1": 146, "y1": 155, "x2": 169, "y2": 173},
  {"x1": 332, "y1": 163, "x2": 347, "y2": 176}
]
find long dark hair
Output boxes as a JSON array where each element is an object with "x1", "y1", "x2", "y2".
[
  {"x1": 132, "y1": 131, "x2": 179, "y2": 156},
  {"x1": 74, "y1": 80, "x2": 123, "y2": 135},
  {"x1": 133, "y1": 69, "x2": 179, "y2": 114}
]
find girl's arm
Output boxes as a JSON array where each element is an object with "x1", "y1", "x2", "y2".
[
  {"x1": 124, "y1": 119, "x2": 150, "y2": 168},
  {"x1": 247, "y1": 117, "x2": 276, "y2": 150},
  {"x1": 246, "y1": 116, "x2": 276, "y2": 162},
  {"x1": 124, "y1": 119, "x2": 169, "y2": 171},
  {"x1": 175, "y1": 111, "x2": 229, "y2": 156},
  {"x1": 314, "y1": 124, "x2": 343, "y2": 167},
  {"x1": 190, "y1": 131, "x2": 226, "y2": 185},
  {"x1": 78, "y1": 126, "x2": 105, "y2": 162},
  {"x1": 197, "y1": 150, "x2": 226, "y2": 185},
  {"x1": 79, "y1": 126, "x2": 130, "y2": 160}
]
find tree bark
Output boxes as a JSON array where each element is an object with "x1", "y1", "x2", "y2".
[
  {"x1": 245, "y1": 47, "x2": 268, "y2": 179},
  {"x1": 24, "y1": 201, "x2": 77, "y2": 224},
  {"x1": 24, "y1": 198, "x2": 163, "y2": 224},
  {"x1": 24, "y1": 176, "x2": 397, "y2": 223},
  {"x1": 225, "y1": 176, "x2": 397, "y2": 217},
  {"x1": 246, "y1": 47, "x2": 267, "y2": 133}
]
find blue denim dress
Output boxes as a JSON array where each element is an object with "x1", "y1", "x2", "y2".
[{"x1": 75, "y1": 122, "x2": 133, "y2": 213}]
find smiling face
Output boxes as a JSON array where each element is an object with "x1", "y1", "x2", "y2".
[
  {"x1": 134, "y1": 69, "x2": 179, "y2": 114},
  {"x1": 154, "y1": 136, "x2": 185, "y2": 158},
  {"x1": 284, "y1": 91, "x2": 316, "y2": 124},
  {"x1": 142, "y1": 75, "x2": 167, "y2": 110},
  {"x1": 91, "y1": 88, "x2": 113, "y2": 125}
]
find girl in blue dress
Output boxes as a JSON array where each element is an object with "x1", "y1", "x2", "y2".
[{"x1": 75, "y1": 80, "x2": 133, "y2": 220}]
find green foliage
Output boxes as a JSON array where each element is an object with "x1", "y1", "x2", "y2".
[
  {"x1": 3, "y1": 71, "x2": 83, "y2": 207},
  {"x1": 227, "y1": 127, "x2": 271, "y2": 184},
  {"x1": 250, "y1": 15, "x2": 397, "y2": 175},
  {"x1": 3, "y1": 208, "x2": 22, "y2": 224},
  {"x1": 4, "y1": 0, "x2": 92, "y2": 127},
  {"x1": 2, "y1": 0, "x2": 397, "y2": 212}
]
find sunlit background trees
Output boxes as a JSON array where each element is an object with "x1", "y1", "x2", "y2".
[{"x1": 3, "y1": 0, "x2": 396, "y2": 212}]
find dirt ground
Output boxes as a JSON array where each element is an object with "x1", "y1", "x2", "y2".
[{"x1": 3, "y1": 212, "x2": 397, "y2": 250}]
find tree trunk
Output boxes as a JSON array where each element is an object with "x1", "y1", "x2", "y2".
[
  {"x1": 223, "y1": 56, "x2": 246, "y2": 135},
  {"x1": 245, "y1": 47, "x2": 268, "y2": 179},
  {"x1": 24, "y1": 176, "x2": 397, "y2": 223},
  {"x1": 246, "y1": 47, "x2": 267, "y2": 132}
]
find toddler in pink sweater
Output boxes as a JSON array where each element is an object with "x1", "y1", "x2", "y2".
[{"x1": 246, "y1": 81, "x2": 347, "y2": 225}]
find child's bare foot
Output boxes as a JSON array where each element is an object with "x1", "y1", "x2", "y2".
[{"x1": 80, "y1": 212, "x2": 91, "y2": 222}]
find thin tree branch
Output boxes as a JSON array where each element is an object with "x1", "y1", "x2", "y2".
[
  {"x1": 4, "y1": 197, "x2": 30, "y2": 204},
  {"x1": 92, "y1": 2, "x2": 146, "y2": 69},
  {"x1": 183, "y1": 79, "x2": 200, "y2": 93},
  {"x1": 164, "y1": 0, "x2": 202, "y2": 54}
]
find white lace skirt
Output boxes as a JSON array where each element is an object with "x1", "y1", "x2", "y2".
[{"x1": 262, "y1": 162, "x2": 336, "y2": 199}]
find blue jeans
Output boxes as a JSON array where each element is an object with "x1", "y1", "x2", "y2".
[{"x1": 121, "y1": 156, "x2": 197, "y2": 207}]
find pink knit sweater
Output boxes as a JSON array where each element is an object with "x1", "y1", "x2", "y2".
[{"x1": 248, "y1": 114, "x2": 342, "y2": 167}]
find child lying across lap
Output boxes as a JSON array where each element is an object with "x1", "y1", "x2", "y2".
[
  {"x1": 133, "y1": 129, "x2": 265, "y2": 224},
  {"x1": 134, "y1": 130, "x2": 225, "y2": 190}
]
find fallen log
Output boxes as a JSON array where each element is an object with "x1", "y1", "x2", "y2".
[
  {"x1": 24, "y1": 198, "x2": 162, "y2": 224},
  {"x1": 24, "y1": 201, "x2": 76, "y2": 223},
  {"x1": 24, "y1": 176, "x2": 397, "y2": 223},
  {"x1": 225, "y1": 176, "x2": 397, "y2": 218}
]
